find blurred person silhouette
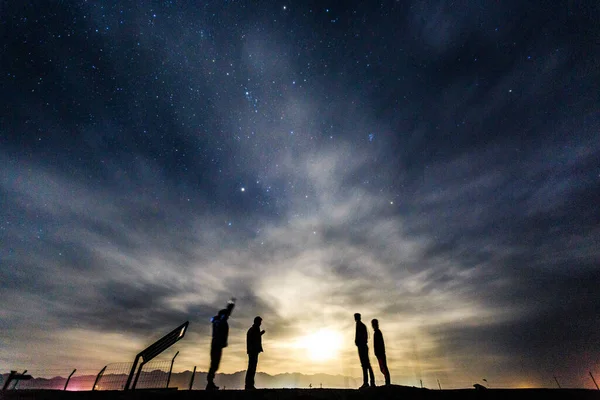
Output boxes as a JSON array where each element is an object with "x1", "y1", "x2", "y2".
[
  {"x1": 206, "y1": 298, "x2": 236, "y2": 390},
  {"x1": 354, "y1": 313, "x2": 375, "y2": 388},
  {"x1": 245, "y1": 316, "x2": 265, "y2": 390},
  {"x1": 371, "y1": 319, "x2": 391, "y2": 385}
]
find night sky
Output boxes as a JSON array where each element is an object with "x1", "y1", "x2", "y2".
[{"x1": 1, "y1": 0, "x2": 599, "y2": 389}]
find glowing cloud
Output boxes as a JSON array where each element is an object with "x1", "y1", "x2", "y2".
[{"x1": 296, "y1": 329, "x2": 344, "y2": 362}]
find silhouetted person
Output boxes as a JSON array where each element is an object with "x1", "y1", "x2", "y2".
[
  {"x1": 206, "y1": 298, "x2": 236, "y2": 390},
  {"x1": 354, "y1": 313, "x2": 375, "y2": 388},
  {"x1": 371, "y1": 319, "x2": 391, "y2": 385},
  {"x1": 245, "y1": 316, "x2": 265, "y2": 390}
]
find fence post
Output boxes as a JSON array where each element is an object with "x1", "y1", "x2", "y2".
[
  {"x1": 64, "y1": 369, "x2": 77, "y2": 390},
  {"x1": 590, "y1": 372, "x2": 599, "y2": 390},
  {"x1": 12, "y1": 370, "x2": 27, "y2": 390},
  {"x1": 2, "y1": 371, "x2": 17, "y2": 391},
  {"x1": 166, "y1": 351, "x2": 179, "y2": 388},
  {"x1": 92, "y1": 366, "x2": 107, "y2": 391},
  {"x1": 131, "y1": 362, "x2": 145, "y2": 390},
  {"x1": 189, "y1": 366, "x2": 196, "y2": 390},
  {"x1": 124, "y1": 355, "x2": 141, "y2": 391}
]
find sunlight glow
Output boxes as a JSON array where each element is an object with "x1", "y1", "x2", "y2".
[{"x1": 297, "y1": 329, "x2": 343, "y2": 362}]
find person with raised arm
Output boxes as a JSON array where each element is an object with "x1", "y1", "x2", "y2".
[{"x1": 206, "y1": 298, "x2": 236, "y2": 390}]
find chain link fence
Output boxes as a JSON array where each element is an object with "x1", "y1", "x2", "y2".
[
  {"x1": 94, "y1": 360, "x2": 172, "y2": 390},
  {"x1": 93, "y1": 362, "x2": 131, "y2": 391},
  {"x1": 3, "y1": 369, "x2": 98, "y2": 391},
  {"x1": 133, "y1": 360, "x2": 172, "y2": 389},
  {"x1": 2, "y1": 359, "x2": 176, "y2": 391}
]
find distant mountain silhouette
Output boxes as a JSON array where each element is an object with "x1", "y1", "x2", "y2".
[
  {"x1": 205, "y1": 371, "x2": 361, "y2": 390},
  {"x1": 1, "y1": 371, "x2": 361, "y2": 390}
]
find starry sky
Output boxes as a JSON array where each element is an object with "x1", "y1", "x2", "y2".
[{"x1": 1, "y1": 0, "x2": 599, "y2": 390}]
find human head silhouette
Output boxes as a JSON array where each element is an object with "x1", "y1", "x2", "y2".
[
  {"x1": 218, "y1": 309, "x2": 229, "y2": 320},
  {"x1": 354, "y1": 313, "x2": 361, "y2": 322},
  {"x1": 371, "y1": 319, "x2": 379, "y2": 329},
  {"x1": 254, "y1": 316, "x2": 262, "y2": 326}
]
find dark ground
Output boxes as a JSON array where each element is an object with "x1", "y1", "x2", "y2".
[{"x1": 2, "y1": 386, "x2": 600, "y2": 400}]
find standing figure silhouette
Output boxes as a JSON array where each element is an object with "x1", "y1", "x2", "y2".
[
  {"x1": 354, "y1": 313, "x2": 375, "y2": 388},
  {"x1": 245, "y1": 316, "x2": 265, "y2": 390},
  {"x1": 371, "y1": 319, "x2": 391, "y2": 385},
  {"x1": 206, "y1": 298, "x2": 235, "y2": 390}
]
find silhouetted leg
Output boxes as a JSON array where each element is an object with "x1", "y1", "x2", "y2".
[
  {"x1": 358, "y1": 346, "x2": 370, "y2": 387},
  {"x1": 368, "y1": 364, "x2": 375, "y2": 386},
  {"x1": 207, "y1": 347, "x2": 222, "y2": 385},
  {"x1": 362, "y1": 367, "x2": 369, "y2": 386},
  {"x1": 378, "y1": 355, "x2": 390, "y2": 385},
  {"x1": 245, "y1": 353, "x2": 259, "y2": 388}
]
